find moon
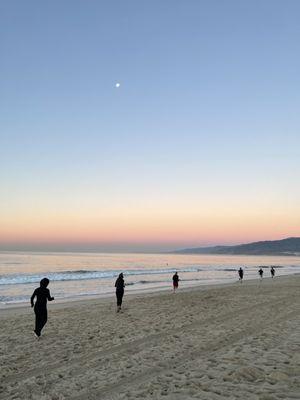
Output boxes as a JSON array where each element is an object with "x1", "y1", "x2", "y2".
[{"x1": 115, "y1": 82, "x2": 120, "y2": 88}]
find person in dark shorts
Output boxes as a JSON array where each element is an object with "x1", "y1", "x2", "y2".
[
  {"x1": 115, "y1": 273, "x2": 125, "y2": 312},
  {"x1": 270, "y1": 267, "x2": 275, "y2": 278},
  {"x1": 172, "y1": 272, "x2": 179, "y2": 292},
  {"x1": 258, "y1": 268, "x2": 264, "y2": 279},
  {"x1": 31, "y1": 278, "x2": 54, "y2": 338},
  {"x1": 238, "y1": 267, "x2": 244, "y2": 283}
]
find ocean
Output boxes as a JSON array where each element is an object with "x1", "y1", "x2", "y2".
[{"x1": 0, "y1": 252, "x2": 299, "y2": 306}]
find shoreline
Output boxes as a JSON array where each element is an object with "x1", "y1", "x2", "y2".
[
  {"x1": 0, "y1": 273, "x2": 295, "y2": 315},
  {"x1": 0, "y1": 274, "x2": 287, "y2": 313},
  {"x1": 1, "y1": 252, "x2": 299, "y2": 312}
]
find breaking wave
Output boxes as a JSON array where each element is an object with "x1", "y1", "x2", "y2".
[{"x1": 0, "y1": 267, "x2": 201, "y2": 286}]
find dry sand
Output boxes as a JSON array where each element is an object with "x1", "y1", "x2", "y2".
[{"x1": 0, "y1": 275, "x2": 299, "y2": 400}]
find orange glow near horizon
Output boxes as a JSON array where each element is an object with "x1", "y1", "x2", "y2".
[{"x1": 1, "y1": 202, "x2": 299, "y2": 249}]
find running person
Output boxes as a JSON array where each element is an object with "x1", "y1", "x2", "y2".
[
  {"x1": 270, "y1": 267, "x2": 275, "y2": 278},
  {"x1": 115, "y1": 273, "x2": 125, "y2": 312},
  {"x1": 258, "y1": 268, "x2": 264, "y2": 280},
  {"x1": 238, "y1": 267, "x2": 244, "y2": 283},
  {"x1": 172, "y1": 272, "x2": 179, "y2": 292},
  {"x1": 31, "y1": 278, "x2": 54, "y2": 338}
]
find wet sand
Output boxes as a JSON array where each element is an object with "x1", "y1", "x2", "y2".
[{"x1": 1, "y1": 275, "x2": 299, "y2": 399}]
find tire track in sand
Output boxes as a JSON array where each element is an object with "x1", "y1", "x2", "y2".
[{"x1": 72, "y1": 308, "x2": 299, "y2": 400}]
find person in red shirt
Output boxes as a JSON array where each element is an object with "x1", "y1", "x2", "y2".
[{"x1": 172, "y1": 272, "x2": 179, "y2": 292}]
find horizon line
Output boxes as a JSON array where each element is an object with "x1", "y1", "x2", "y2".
[{"x1": 0, "y1": 236, "x2": 298, "y2": 254}]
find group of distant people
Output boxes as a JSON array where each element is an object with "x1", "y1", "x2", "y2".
[
  {"x1": 30, "y1": 266, "x2": 276, "y2": 338},
  {"x1": 238, "y1": 266, "x2": 275, "y2": 283}
]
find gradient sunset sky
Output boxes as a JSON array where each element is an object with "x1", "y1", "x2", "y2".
[{"x1": 1, "y1": 1, "x2": 299, "y2": 252}]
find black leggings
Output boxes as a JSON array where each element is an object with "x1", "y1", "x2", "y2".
[
  {"x1": 116, "y1": 290, "x2": 124, "y2": 307},
  {"x1": 34, "y1": 307, "x2": 48, "y2": 336}
]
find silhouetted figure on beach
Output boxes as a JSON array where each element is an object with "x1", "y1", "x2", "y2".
[
  {"x1": 115, "y1": 273, "x2": 125, "y2": 312},
  {"x1": 270, "y1": 267, "x2": 275, "y2": 278},
  {"x1": 258, "y1": 268, "x2": 264, "y2": 280},
  {"x1": 31, "y1": 278, "x2": 54, "y2": 338},
  {"x1": 172, "y1": 272, "x2": 179, "y2": 292},
  {"x1": 238, "y1": 267, "x2": 244, "y2": 283}
]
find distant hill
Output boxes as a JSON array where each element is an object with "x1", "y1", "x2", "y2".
[{"x1": 172, "y1": 237, "x2": 300, "y2": 256}]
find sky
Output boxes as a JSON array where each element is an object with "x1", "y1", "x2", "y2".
[{"x1": 0, "y1": 0, "x2": 300, "y2": 252}]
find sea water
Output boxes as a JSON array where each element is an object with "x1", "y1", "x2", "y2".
[{"x1": 0, "y1": 252, "x2": 299, "y2": 306}]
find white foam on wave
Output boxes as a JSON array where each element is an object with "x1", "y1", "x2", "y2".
[{"x1": 0, "y1": 267, "x2": 201, "y2": 286}]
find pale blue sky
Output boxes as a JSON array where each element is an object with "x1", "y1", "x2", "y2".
[{"x1": 1, "y1": 1, "x2": 299, "y2": 251}]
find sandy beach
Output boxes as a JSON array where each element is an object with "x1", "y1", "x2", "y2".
[{"x1": 0, "y1": 275, "x2": 299, "y2": 400}]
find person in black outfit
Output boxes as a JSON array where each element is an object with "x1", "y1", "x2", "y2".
[
  {"x1": 258, "y1": 268, "x2": 264, "y2": 280},
  {"x1": 270, "y1": 267, "x2": 275, "y2": 278},
  {"x1": 238, "y1": 267, "x2": 244, "y2": 283},
  {"x1": 115, "y1": 273, "x2": 125, "y2": 312},
  {"x1": 31, "y1": 278, "x2": 54, "y2": 338}
]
